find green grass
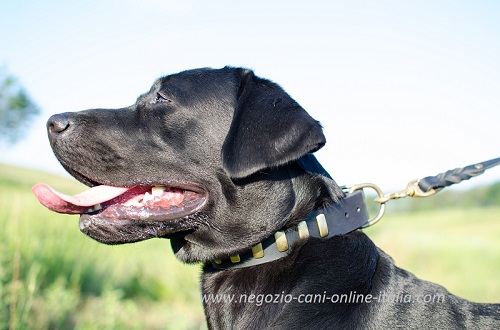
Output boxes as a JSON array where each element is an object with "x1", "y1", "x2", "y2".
[
  {"x1": 364, "y1": 207, "x2": 500, "y2": 303},
  {"x1": 1, "y1": 163, "x2": 499, "y2": 329}
]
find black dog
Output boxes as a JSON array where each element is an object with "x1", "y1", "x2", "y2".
[{"x1": 33, "y1": 67, "x2": 499, "y2": 329}]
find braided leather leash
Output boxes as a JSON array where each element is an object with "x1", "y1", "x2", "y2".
[{"x1": 418, "y1": 157, "x2": 500, "y2": 193}]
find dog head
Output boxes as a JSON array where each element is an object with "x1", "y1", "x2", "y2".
[{"x1": 33, "y1": 67, "x2": 342, "y2": 262}]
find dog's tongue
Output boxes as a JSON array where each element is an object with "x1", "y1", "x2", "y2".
[{"x1": 32, "y1": 183, "x2": 131, "y2": 214}]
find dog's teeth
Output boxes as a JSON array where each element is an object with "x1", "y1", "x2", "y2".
[
  {"x1": 143, "y1": 192, "x2": 153, "y2": 202},
  {"x1": 152, "y1": 186, "x2": 166, "y2": 197},
  {"x1": 87, "y1": 204, "x2": 102, "y2": 212}
]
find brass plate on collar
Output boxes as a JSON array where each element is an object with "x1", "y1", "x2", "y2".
[
  {"x1": 316, "y1": 214, "x2": 329, "y2": 237},
  {"x1": 297, "y1": 221, "x2": 310, "y2": 240},
  {"x1": 230, "y1": 254, "x2": 241, "y2": 263},
  {"x1": 251, "y1": 243, "x2": 265, "y2": 259},
  {"x1": 274, "y1": 231, "x2": 289, "y2": 252}
]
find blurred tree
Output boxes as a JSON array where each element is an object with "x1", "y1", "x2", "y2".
[{"x1": 0, "y1": 68, "x2": 39, "y2": 144}]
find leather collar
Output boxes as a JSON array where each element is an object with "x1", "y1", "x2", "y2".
[{"x1": 210, "y1": 190, "x2": 369, "y2": 270}]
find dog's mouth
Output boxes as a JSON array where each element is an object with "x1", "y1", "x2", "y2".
[{"x1": 32, "y1": 182, "x2": 207, "y2": 221}]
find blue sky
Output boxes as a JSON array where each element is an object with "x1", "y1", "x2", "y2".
[{"x1": 1, "y1": 0, "x2": 499, "y2": 191}]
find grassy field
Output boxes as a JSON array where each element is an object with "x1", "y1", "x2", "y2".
[
  {"x1": 1, "y1": 163, "x2": 499, "y2": 329},
  {"x1": 365, "y1": 207, "x2": 500, "y2": 302}
]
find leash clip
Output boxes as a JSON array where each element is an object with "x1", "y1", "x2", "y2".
[
  {"x1": 374, "y1": 179, "x2": 436, "y2": 204},
  {"x1": 343, "y1": 180, "x2": 436, "y2": 229}
]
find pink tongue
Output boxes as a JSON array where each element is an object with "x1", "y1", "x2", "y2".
[{"x1": 32, "y1": 183, "x2": 131, "y2": 214}]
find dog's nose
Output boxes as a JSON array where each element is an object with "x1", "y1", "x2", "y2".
[{"x1": 47, "y1": 113, "x2": 72, "y2": 141}]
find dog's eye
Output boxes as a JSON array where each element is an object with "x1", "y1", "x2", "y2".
[{"x1": 154, "y1": 93, "x2": 171, "y2": 103}]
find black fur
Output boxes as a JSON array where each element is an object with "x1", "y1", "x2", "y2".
[{"x1": 46, "y1": 67, "x2": 499, "y2": 329}]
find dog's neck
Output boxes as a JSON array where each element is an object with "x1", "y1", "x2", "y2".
[
  {"x1": 201, "y1": 231, "x2": 380, "y2": 329},
  {"x1": 209, "y1": 189, "x2": 369, "y2": 270}
]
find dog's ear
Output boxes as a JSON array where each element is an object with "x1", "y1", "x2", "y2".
[{"x1": 222, "y1": 69, "x2": 326, "y2": 179}]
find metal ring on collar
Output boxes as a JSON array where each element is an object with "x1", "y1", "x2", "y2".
[{"x1": 345, "y1": 183, "x2": 386, "y2": 228}]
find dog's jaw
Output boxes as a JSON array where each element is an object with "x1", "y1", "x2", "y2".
[
  {"x1": 79, "y1": 212, "x2": 204, "y2": 245},
  {"x1": 33, "y1": 174, "x2": 211, "y2": 244}
]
